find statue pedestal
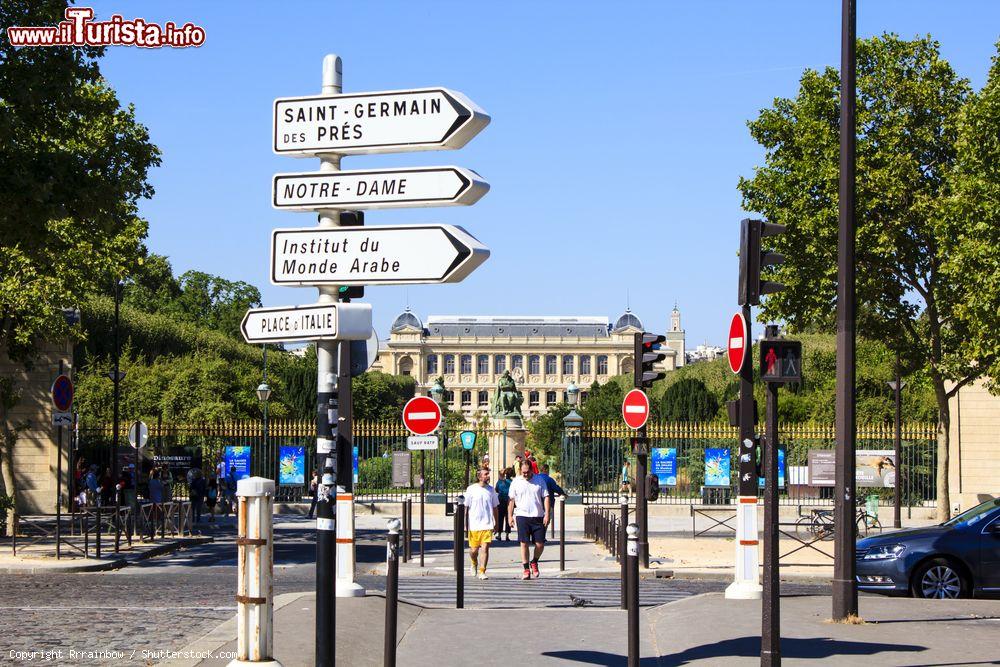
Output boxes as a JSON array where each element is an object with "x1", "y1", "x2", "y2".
[{"x1": 488, "y1": 417, "x2": 527, "y2": 481}]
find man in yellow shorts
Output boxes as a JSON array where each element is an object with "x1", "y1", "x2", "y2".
[{"x1": 464, "y1": 467, "x2": 499, "y2": 580}]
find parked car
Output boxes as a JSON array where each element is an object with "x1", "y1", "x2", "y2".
[{"x1": 856, "y1": 496, "x2": 1000, "y2": 599}]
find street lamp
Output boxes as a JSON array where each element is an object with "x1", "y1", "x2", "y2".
[
  {"x1": 258, "y1": 344, "x2": 271, "y2": 481},
  {"x1": 429, "y1": 377, "x2": 446, "y2": 493},
  {"x1": 562, "y1": 383, "x2": 583, "y2": 498},
  {"x1": 887, "y1": 371, "x2": 906, "y2": 529}
]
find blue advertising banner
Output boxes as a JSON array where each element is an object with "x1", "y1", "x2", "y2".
[
  {"x1": 704, "y1": 448, "x2": 731, "y2": 487},
  {"x1": 758, "y1": 447, "x2": 786, "y2": 488},
  {"x1": 279, "y1": 446, "x2": 306, "y2": 485},
  {"x1": 352, "y1": 446, "x2": 359, "y2": 485},
  {"x1": 651, "y1": 447, "x2": 677, "y2": 486},
  {"x1": 224, "y1": 445, "x2": 251, "y2": 481}
]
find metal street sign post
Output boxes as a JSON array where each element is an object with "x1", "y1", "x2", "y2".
[
  {"x1": 240, "y1": 302, "x2": 372, "y2": 344},
  {"x1": 274, "y1": 87, "x2": 489, "y2": 156},
  {"x1": 270, "y1": 225, "x2": 489, "y2": 287},
  {"x1": 273, "y1": 166, "x2": 488, "y2": 210}
]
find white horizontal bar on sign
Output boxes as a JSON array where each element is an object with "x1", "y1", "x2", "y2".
[
  {"x1": 624, "y1": 406, "x2": 647, "y2": 413},
  {"x1": 730, "y1": 337, "x2": 743, "y2": 348},
  {"x1": 406, "y1": 412, "x2": 437, "y2": 420}
]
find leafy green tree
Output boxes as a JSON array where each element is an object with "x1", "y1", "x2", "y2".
[
  {"x1": 0, "y1": 1, "x2": 159, "y2": 515},
  {"x1": 660, "y1": 378, "x2": 719, "y2": 421},
  {"x1": 352, "y1": 371, "x2": 416, "y2": 422},
  {"x1": 739, "y1": 34, "x2": 999, "y2": 519},
  {"x1": 526, "y1": 402, "x2": 571, "y2": 469},
  {"x1": 580, "y1": 379, "x2": 626, "y2": 422}
]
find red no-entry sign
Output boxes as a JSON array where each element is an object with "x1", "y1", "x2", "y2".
[
  {"x1": 727, "y1": 312, "x2": 748, "y2": 375},
  {"x1": 402, "y1": 396, "x2": 442, "y2": 436},
  {"x1": 621, "y1": 389, "x2": 650, "y2": 430}
]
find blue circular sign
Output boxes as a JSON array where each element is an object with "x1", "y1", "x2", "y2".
[{"x1": 51, "y1": 374, "x2": 73, "y2": 412}]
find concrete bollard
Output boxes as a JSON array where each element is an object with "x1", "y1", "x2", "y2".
[{"x1": 229, "y1": 477, "x2": 281, "y2": 667}]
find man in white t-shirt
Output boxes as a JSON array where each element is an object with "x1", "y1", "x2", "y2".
[
  {"x1": 464, "y1": 467, "x2": 500, "y2": 580},
  {"x1": 507, "y1": 459, "x2": 550, "y2": 579}
]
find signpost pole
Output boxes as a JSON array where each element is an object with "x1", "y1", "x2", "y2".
[
  {"x1": 112, "y1": 279, "x2": 122, "y2": 554},
  {"x1": 893, "y1": 353, "x2": 902, "y2": 529},
  {"x1": 419, "y1": 451, "x2": 426, "y2": 567},
  {"x1": 833, "y1": 0, "x2": 859, "y2": 622},
  {"x1": 55, "y1": 360, "x2": 64, "y2": 559},
  {"x1": 337, "y1": 316, "x2": 364, "y2": 597},
  {"x1": 761, "y1": 381, "x2": 781, "y2": 666},
  {"x1": 314, "y1": 53, "x2": 342, "y2": 667}
]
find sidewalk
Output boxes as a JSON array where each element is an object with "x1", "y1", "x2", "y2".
[{"x1": 176, "y1": 591, "x2": 1000, "y2": 666}]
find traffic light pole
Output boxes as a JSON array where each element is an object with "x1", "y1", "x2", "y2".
[
  {"x1": 833, "y1": 0, "x2": 859, "y2": 622},
  {"x1": 633, "y1": 332, "x2": 651, "y2": 569},
  {"x1": 761, "y1": 380, "x2": 781, "y2": 666}
]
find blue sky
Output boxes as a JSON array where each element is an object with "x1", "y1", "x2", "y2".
[{"x1": 84, "y1": 1, "x2": 1000, "y2": 347}]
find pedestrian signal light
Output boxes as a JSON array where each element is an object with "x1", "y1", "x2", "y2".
[{"x1": 759, "y1": 340, "x2": 802, "y2": 384}]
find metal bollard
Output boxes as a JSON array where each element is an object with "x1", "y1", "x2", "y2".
[
  {"x1": 384, "y1": 518, "x2": 400, "y2": 667},
  {"x1": 455, "y1": 496, "x2": 465, "y2": 609},
  {"x1": 401, "y1": 500, "x2": 409, "y2": 563},
  {"x1": 627, "y1": 522, "x2": 639, "y2": 667},
  {"x1": 620, "y1": 500, "x2": 629, "y2": 609},
  {"x1": 95, "y1": 506, "x2": 102, "y2": 558},
  {"x1": 229, "y1": 477, "x2": 280, "y2": 667},
  {"x1": 559, "y1": 496, "x2": 566, "y2": 571}
]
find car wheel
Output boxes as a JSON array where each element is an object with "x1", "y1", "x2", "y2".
[{"x1": 912, "y1": 558, "x2": 967, "y2": 599}]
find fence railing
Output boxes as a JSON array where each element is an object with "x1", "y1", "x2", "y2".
[
  {"x1": 76, "y1": 419, "x2": 938, "y2": 508},
  {"x1": 565, "y1": 421, "x2": 938, "y2": 507}
]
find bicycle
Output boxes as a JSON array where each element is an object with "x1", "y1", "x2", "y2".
[{"x1": 795, "y1": 504, "x2": 883, "y2": 541}]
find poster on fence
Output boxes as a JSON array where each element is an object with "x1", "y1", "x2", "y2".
[
  {"x1": 278, "y1": 446, "x2": 306, "y2": 485},
  {"x1": 224, "y1": 445, "x2": 251, "y2": 480},
  {"x1": 758, "y1": 447, "x2": 786, "y2": 488},
  {"x1": 808, "y1": 449, "x2": 896, "y2": 487},
  {"x1": 352, "y1": 445, "x2": 359, "y2": 486},
  {"x1": 704, "y1": 448, "x2": 731, "y2": 487},
  {"x1": 651, "y1": 447, "x2": 678, "y2": 486}
]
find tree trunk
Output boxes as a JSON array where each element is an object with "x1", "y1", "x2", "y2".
[
  {"x1": 0, "y1": 403, "x2": 18, "y2": 537},
  {"x1": 933, "y1": 380, "x2": 951, "y2": 523}
]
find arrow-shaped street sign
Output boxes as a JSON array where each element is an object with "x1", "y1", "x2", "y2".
[
  {"x1": 270, "y1": 224, "x2": 489, "y2": 286},
  {"x1": 272, "y1": 166, "x2": 489, "y2": 211},
  {"x1": 240, "y1": 302, "x2": 372, "y2": 344},
  {"x1": 273, "y1": 87, "x2": 489, "y2": 156}
]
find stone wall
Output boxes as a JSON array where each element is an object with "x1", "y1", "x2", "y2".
[
  {"x1": 948, "y1": 379, "x2": 1000, "y2": 513},
  {"x1": 1, "y1": 339, "x2": 73, "y2": 515}
]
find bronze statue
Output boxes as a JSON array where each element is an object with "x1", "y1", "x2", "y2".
[{"x1": 491, "y1": 370, "x2": 523, "y2": 419}]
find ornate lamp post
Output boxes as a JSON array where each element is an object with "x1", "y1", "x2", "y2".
[
  {"x1": 257, "y1": 345, "x2": 272, "y2": 481},
  {"x1": 430, "y1": 378, "x2": 446, "y2": 493},
  {"x1": 562, "y1": 382, "x2": 583, "y2": 499}
]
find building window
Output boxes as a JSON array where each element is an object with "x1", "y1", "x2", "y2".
[
  {"x1": 444, "y1": 354, "x2": 455, "y2": 374},
  {"x1": 426, "y1": 355, "x2": 438, "y2": 375},
  {"x1": 545, "y1": 390, "x2": 557, "y2": 405},
  {"x1": 597, "y1": 355, "x2": 608, "y2": 375},
  {"x1": 477, "y1": 390, "x2": 489, "y2": 406},
  {"x1": 461, "y1": 354, "x2": 472, "y2": 374},
  {"x1": 581, "y1": 391, "x2": 589, "y2": 403},
  {"x1": 399, "y1": 357, "x2": 413, "y2": 376},
  {"x1": 445, "y1": 390, "x2": 455, "y2": 404},
  {"x1": 545, "y1": 355, "x2": 557, "y2": 374},
  {"x1": 477, "y1": 354, "x2": 489, "y2": 375},
  {"x1": 529, "y1": 355, "x2": 540, "y2": 374},
  {"x1": 580, "y1": 355, "x2": 591, "y2": 374},
  {"x1": 512, "y1": 355, "x2": 523, "y2": 371},
  {"x1": 461, "y1": 390, "x2": 471, "y2": 406},
  {"x1": 562, "y1": 355, "x2": 574, "y2": 375},
  {"x1": 529, "y1": 391, "x2": 540, "y2": 407},
  {"x1": 494, "y1": 355, "x2": 506, "y2": 375},
  {"x1": 622, "y1": 357, "x2": 633, "y2": 375}
]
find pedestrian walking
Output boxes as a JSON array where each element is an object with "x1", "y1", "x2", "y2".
[
  {"x1": 189, "y1": 469, "x2": 206, "y2": 523},
  {"x1": 99, "y1": 466, "x2": 115, "y2": 507},
  {"x1": 222, "y1": 468, "x2": 238, "y2": 517},
  {"x1": 306, "y1": 469, "x2": 320, "y2": 519},
  {"x1": 84, "y1": 464, "x2": 100, "y2": 506},
  {"x1": 507, "y1": 459, "x2": 549, "y2": 580},
  {"x1": 464, "y1": 467, "x2": 499, "y2": 580},
  {"x1": 619, "y1": 460, "x2": 632, "y2": 494},
  {"x1": 147, "y1": 470, "x2": 164, "y2": 539},
  {"x1": 205, "y1": 476, "x2": 218, "y2": 521},
  {"x1": 536, "y1": 464, "x2": 568, "y2": 509},
  {"x1": 495, "y1": 467, "x2": 513, "y2": 541}
]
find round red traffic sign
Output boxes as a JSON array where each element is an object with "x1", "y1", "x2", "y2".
[
  {"x1": 727, "y1": 312, "x2": 748, "y2": 375},
  {"x1": 402, "y1": 396, "x2": 442, "y2": 436},
  {"x1": 51, "y1": 374, "x2": 74, "y2": 412},
  {"x1": 621, "y1": 389, "x2": 650, "y2": 430}
]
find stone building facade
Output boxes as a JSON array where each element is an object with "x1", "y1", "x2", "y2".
[
  {"x1": 376, "y1": 306, "x2": 686, "y2": 419},
  {"x1": 947, "y1": 379, "x2": 1000, "y2": 512}
]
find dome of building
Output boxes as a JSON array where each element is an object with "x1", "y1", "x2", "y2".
[
  {"x1": 391, "y1": 308, "x2": 423, "y2": 332},
  {"x1": 612, "y1": 308, "x2": 643, "y2": 332}
]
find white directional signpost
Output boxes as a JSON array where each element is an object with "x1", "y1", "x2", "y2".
[
  {"x1": 268, "y1": 55, "x2": 491, "y2": 666},
  {"x1": 270, "y1": 224, "x2": 489, "y2": 286},
  {"x1": 273, "y1": 166, "x2": 488, "y2": 210}
]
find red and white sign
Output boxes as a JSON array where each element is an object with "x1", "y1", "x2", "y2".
[
  {"x1": 621, "y1": 389, "x2": 650, "y2": 430},
  {"x1": 727, "y1": 312, "x2": 748, "y2": 375},
  {"x1": 402, "y1": 396, "x2": 442, "y2": 436}
]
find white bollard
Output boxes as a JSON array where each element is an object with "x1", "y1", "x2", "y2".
[
  {"x1": 229, "y1": 477, "x2": 282, "y2": 667},
  {"x1": 725, "y1": 497, "x2": 763, "y2": 600}
]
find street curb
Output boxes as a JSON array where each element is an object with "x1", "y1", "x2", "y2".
[
  {"x1": 162, "y1": 591, "x2": 308, "y2": 667},
  {"x1": 0, "y1": 536, "x2": 213, "y2": 574}
]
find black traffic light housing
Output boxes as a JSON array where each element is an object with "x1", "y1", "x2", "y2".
[
  {"x1": 738, "y1": 218, "x2": 786, "y2": 306},
  {"x1": 334, "y1": 211, "x2": 364, "y2": 301},
  {"x1": 634, "y1": 332, "x2": 666, "y2": 389}
]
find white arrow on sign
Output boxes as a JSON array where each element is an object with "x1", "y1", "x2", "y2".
[
  {"x1": 272, "y1": 166, "x2": 489, "y2": 211},
  {"x1": 273, "y1": 87, "x2": 489, "y2": 156},
  {"x1": 240, "y1": 302, "x2": 372, "y2": 344},
  {"x1": 270, "y1": 224, "x2": 489, "y2": 287}
]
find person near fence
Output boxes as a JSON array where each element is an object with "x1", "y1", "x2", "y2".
[
  {"x1": 121, "y1": 464, "x2": 137, "y2": 512},
  {"x1": 306, "y1": 469, "x2": 320, "y2": 519},
  {"x1": 74, "y1": 457, "x2": 88, "y2": 509},
  {"x1": 464, "y1": 467, "x2": 499, "y2": 580},
  {"x1": 160, "y1": 465, "x2": 174, "y2": 503},
  {"x1": 205, "y1": 476, "x2": 218, "y2": 521},
  {"x1": 146, "y1": 470, "x2": 164, "y2": 540},
  {"x1": 508, "y1": 459, "x2": 550, "y2": 580},
  {"x1": 222, "y1": 468, "x2": 238, "y2": 517},
  {"x1": 536, "y1": 464, "x2": 567, "y2": 509},
  {"x1": 99, "y1": 466, "x2": 115, "y2": 507},
  {"x1": 524, "y1": 450, "x2": 540, "y2": 475},
  {"x1": 495, "y1": 467, "x2": 513, "y2": 541},
  {"x1": 188, "y1": 468, "x2": 207, "y2": 523},
  {"x1": 619, "y1": 460, "x2": 632, "y2": 495},
  {"x1": 84, "y1": 464, "x2": 99, "y2": 507}
]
